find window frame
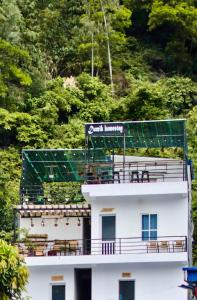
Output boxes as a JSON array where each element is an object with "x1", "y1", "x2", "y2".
[
  {"x1": 141, "y1": 213, "x2": 158, "y2": 241},
  {"x1": 100, "y1": 214, "x2": 116, "y2": 241}
]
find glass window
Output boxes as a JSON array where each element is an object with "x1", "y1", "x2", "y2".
[
  {"x1": 142, "y1": 215, "x2": 149, "y2": 230},
  {"x1": 150, "y1": 214, "x2": 157, "y2": 229},
  {"x1": 52, "y1": 285, "x2": 65, "y2": 300},
  {"x1": 142, "y1": 214, "x2": 157, "y2": 241},
  {"x1": 102, "y1": 216, "x2": 115, "y2": 241}
]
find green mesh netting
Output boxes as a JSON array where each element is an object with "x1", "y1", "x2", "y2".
[{"x1": 85, "y1": 119, "x2": 186, "y2": 149}]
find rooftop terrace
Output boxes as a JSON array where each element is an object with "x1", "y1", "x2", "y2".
[{"x1": 20, "y1": 119, "x2": 188, "y2": 204}]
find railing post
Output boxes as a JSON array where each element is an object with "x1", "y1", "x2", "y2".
[{"x1": 185, "y1": 236, "x2": 187, "y2": 252}]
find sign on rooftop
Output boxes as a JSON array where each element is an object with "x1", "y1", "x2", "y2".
[{"x1": 86, "y1": 122, "x2": 125, "y2": 136}]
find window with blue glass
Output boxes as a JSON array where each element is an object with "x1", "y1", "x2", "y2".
[{"x1": 142, "y1": 214, "x2": 157, "y2": 241}]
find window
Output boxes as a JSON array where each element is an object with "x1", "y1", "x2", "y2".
[
  {"x1": 52, "y1": 284, "x2": 65, "y2": 300},
  {"x1": 142, "y1": 214, "x2": 157, "y2": 241},
  {"x1": 102, "y1": 215, "x2": 116, "y2": 241}
]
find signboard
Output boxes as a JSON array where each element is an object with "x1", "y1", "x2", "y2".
[
  {"x1": 122, "y1": 272, "x2": 131, "y2": 278},
  {"x1": 101, "y1": 208, "x2": 115, "y2": 212},
  {"x1": 51, "y1": 275, "x2": 64, "y2": 282},
  {"x1": 85, "y1": 123, "x2": 125, "y2": 136}
]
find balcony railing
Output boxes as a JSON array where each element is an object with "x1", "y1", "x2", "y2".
[
  {"x1": 16, "y1": 236, "x2": 187, "y2": 257},
  {"x1": 20, "y1": 159, "x2": 187, "y2": 204},
  {"x1": 84, "y1": 159, "x2": 186, "y2": 185}
]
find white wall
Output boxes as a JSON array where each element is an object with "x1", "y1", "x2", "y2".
[
  {"x1": 25, "y1": 265, "x2": 75, "y2": 300},
  {"x1": 91, "y1": 196, "x2": 188, "y2": 240},
  {"x1": 20, "y1": 217, "x2": 83, "y2": 240},
  {"x1": 25, "y1": 262, "x2": 187, "y2": 300},
  {"x1": 92, "y1": 263, "x2": 187, "y2": 300}
]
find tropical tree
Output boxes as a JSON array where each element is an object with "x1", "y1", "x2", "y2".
[
  {"x1": 80, "y1": 0, "x2": 131, "y2": 90},
  {"x1": 0, "y1": 239, "x2": 29, "y2": 300}
]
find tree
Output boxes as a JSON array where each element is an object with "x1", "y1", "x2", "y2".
[
  {"x1": 80, "y1": 0, "x2": 131, "y2": 87},
  {"x1": 0, "y1": 0, "x2": 22, "y2": 44},
  {"x1": 0, "y1": 39, "x2": 32, "y2": 109},
  {"x1": 0, "y1": 239, "x2": 29, "y2": 300},
  {"x1": 148, "y1": 0, "x2": 197, "y2": 73},
  {"x1": 187, "y1": 106, "x2": 197, "y2": 264}
]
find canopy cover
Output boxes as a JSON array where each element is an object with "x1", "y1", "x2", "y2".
[{"x1": 85, "y1": 119, "x2": 186, "y2": 149}]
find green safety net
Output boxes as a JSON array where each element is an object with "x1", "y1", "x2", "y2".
[
  {"x1": 21, "y1": 148, "x2": 111, "y2": 184},
  {"x1": 20, "y1": 148, "x2": 112, "y2": 201},
  {"x1": 85, "y1": 119, "x2": 186, "y2": 150}
]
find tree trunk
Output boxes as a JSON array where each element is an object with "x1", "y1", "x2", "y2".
[
  {"x1": 100, "y1": 0, "x2": 114, "y2": 94},
  {"x1": 91, "y1": 32, "x2": 94, "y2": 77}
]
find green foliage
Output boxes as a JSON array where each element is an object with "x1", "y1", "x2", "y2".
[
  {"x1": 148, "y1": 0, "x2": 197, "y2": 39},
  {"x1": 77, "y1": 73, "x2": 113, "y2": 121},
  {"x1": 0, "y1": 39, "x2": 31, "y2": 108},
  {"x1": 148, "y1": 0, "x2": 197, "y2": 74},
  {"x1": 0, "y1": 239, "x2": 29, "y2": 299},
  {"x1": 0, "y1": 148, "x2": 21, "y2": 231},
  {"x1": 123, "y1": 79, "x2": 169, "y2": 120},
  {"x1": 162, "y1": 76, "x2": 196, "y2": 116},
  {"x1": 0, "y1": 0, "x2": 22, "y2": 44}
]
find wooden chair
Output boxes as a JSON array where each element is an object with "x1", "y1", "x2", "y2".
[
  {"x1": 34, "y1": 246, "x2": 45, "y2": 256},
  {"x1": 158, "y1": 241, "x2": 169, "y2": 252},
  {"x1": 147, "y1": 241, "x2": 158, "y2": 253},
  {"x1": 68, "y1": 240, "x2": 80, "y2": 255},
  {"x1": 173, "y1": 240, "x2": 185, "y2": 252}
]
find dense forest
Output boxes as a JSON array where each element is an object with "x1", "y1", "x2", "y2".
[{"x1": 0, "y1": 0, "x2": 196, "y2": 259}]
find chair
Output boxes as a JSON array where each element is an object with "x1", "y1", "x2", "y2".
[
  {"x1": 113, "y1": 171, "x2": 120, "y2": 183},
  {"x1": 86, "y1": 172, "x2": 95, "y2": 184},
  {"x1": 158, "y1": 241, "x2": 169, "y2": 252},
  {"x1": 34, "y1": 246, "x2": 45, "y2": 256},
  {"x1": 100, "y1": 171, "x2": 112, "y2": 184},
  {"x1": 141, "y1": 170, "x2": 150, "y2": 182},
  {"x1": 68, "y1": 240, "x2": 81, "y2": 255},
  {"x1": 147, "y1": 241, "x2": 158, "y2": 253},
  {"x1": 130, "y1": 171, "x2": 139, "y2": 183},
  {"x1": 173, "y1": 240, "x2": 185, "y2": 252}
]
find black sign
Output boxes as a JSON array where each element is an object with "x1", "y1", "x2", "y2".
[{"x1": 85, "y1": 123, "x2": 125, "y2": 136}]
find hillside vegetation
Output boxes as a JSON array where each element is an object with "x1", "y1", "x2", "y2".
[{"x1": 0, "y1": 0, "x2": 197, "y2": 260}]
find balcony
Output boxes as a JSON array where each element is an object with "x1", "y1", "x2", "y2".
[
  {"x1": 83, "y1": 159, "x2": 186, "y2": 185},
  {"x1": 16, "y1": 236, "x2": 187, "y2": 257},
  {"x1": 82, "y1": 160, "x2": 188, "y2": 202}
]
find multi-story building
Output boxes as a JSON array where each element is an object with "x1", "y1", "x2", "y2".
[{"x1": 15, "y1": 119, "x2": 192, "y2": 300}]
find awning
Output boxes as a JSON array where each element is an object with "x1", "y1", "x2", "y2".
[
  {"x1": 85, "y1": 119, "x2": 187, "y2": 149},
  {"x1": 15, "y1": 203, "x2": 91, "y2": 218}
]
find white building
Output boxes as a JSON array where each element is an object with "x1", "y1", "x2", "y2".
[{"x1": 15, "y1": 120, "x2": 192, "y2": 300}]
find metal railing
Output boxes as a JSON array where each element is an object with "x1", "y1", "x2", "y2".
[
  {"x1": 20, "y1": 159, "x2": 187, "y2": 204},
  {"x1": 16, "y1": 236, "x2": 187, "y2": 257},
  {"x1": 83, "y1": 159, "x2": 186, "y2": 184}
]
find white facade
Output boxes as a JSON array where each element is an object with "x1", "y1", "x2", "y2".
[
  {"x1": 25, "y1": 263, "x2": 187, "y2": 300},
  {"x1": 19, "y1": 157, "x2": 191, "y2": 300}
]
